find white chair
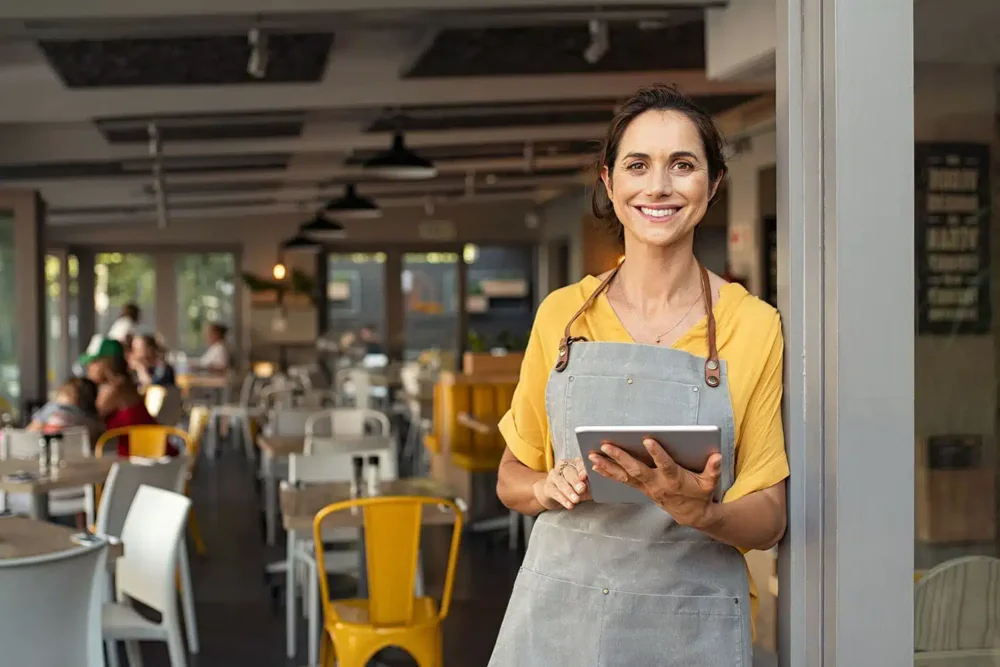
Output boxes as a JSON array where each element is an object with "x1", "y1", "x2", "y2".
[
  {"x1": 915, "y1": 556, "x2": 1000, "y2": 665},
  {"x1": 97, "y1": 459, "x2": 199, "y2": 661},
  {"x1": 0, "y1": 538, "x2": 108, "y2": 667},
  {"x1": 103, "y1": 486, "x2": 192, "y2": 667},
  {"x1": 288, "y1": 451, "x2": 400, "y2": 667},
  {"x1": 208, "y1": 372, "x2": 269, "y2": 459},
  {"x1": 303, "y1": 407, "x2": 392, "y2": 455}
]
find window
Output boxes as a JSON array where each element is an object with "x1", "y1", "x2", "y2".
[
  {"x1": 95, "y1": 252, "x2": 155, "y2": 338},
  {"x1": 0, "y1": 212, "x2": 18, "y2": 405},
  {"x1": 175, "y1": 253, "x2": 236, "y2": 355}
]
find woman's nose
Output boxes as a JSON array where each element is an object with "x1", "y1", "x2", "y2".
[{"x1": 644, "y1": 168, "x2": 673, "y2": 196}]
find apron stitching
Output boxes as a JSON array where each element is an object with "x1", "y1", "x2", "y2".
[{"x1": 534, "y1": 520, "x2": 731, "y2": 545}]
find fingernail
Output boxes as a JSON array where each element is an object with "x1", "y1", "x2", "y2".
[
  {"x1": 570, "y1": 494, "x2": 579, "y2": 502},
  {"x1": 644, "y1": 438, "x2": 654, "y2": 446},
  {"x1": 601, "y1": 445, "x2": 611, "y2": 454},
  {"x1": 576, "y1": 484, "x2": 585, "y2": 492}
]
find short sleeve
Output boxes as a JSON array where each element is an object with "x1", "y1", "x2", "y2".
[
  {"x1": 724, "y1": 312, "x2": 790, "y2": 502},
  {"x1": 498, "y1": 313, "x2": 552, "y2": 473}
]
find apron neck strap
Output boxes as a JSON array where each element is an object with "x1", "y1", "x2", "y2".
[{"x1": 554, "y1": 262, "x2": 722, "y2": 388}]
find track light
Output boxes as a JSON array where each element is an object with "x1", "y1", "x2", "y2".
[
  {"x1": 247, "y1": 28, "x2": 269, "y2": 79},
  {"x1": 584, "y1": 20, "x2": 609, "y2": 65},
  {"x1": 147, "y1": 122, "x2": 168, "y2": 230}
]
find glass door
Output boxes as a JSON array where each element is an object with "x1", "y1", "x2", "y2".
[{"x1": 326, "y1": 252, "x2": 388, "y2": 352}]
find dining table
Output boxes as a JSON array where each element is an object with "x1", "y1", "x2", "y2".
[
  {"x1": 0, "y1": 458, "x2": 115, "y2": 521},
  {"x1": 0, "y1": 515, "x2": 123, "y2": 560}
]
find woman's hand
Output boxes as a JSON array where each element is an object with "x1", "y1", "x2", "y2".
[
  {"x1": 532, "y1": 458, "x2": 591, "y2": 511},
  {"x1": 589, "y1": 439, "x2": 722, "y2": 529}
]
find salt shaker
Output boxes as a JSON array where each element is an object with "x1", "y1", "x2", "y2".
[
  {"x1": 37, "y1": 434, "x2": 51, "y2": 476},
  {"x1": 365, "y1": 455, "x2": 381, "y2": 496}
]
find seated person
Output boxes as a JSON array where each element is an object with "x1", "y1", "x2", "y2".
[
  {"x1": 189, "y1": 322, "x2": 231, "y2": 374},
  {"x1": 82, "y1": 338, "x2": 178, "y2": 458},
  {"x1": 27, "y1": 377, "x2": 104, "y2": 443},
  {"x1": 129, "y1": 334, "x2": 176, "y2": 387}
]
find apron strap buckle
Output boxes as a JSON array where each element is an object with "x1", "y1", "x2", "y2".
[{"x1": 554, "y1": 336, "x2": 588, "y2": 373}]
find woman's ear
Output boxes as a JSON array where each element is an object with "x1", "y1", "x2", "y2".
[
  {"x1": 600, "y1": 165, "x2": 612, "y2": 197},
  {"x1": 708, "y1": 172, "x2": 725, "y2": 203}
]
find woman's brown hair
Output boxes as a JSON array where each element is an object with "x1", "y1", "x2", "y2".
[{"x1": 591, "y1": 84, "x2": 729, "y2": 243}]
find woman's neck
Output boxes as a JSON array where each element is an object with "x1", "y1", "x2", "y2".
[{"x1": 618, "y1": 232, "x2": 701, "y2": 309}]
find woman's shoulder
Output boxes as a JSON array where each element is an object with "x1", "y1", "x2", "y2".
[
  {"x1": 716, "y1": 281, "x2": 782, "y2": 348},
  {"x1": 536, "y1": 276, "x2": 605, "y2": 326}
]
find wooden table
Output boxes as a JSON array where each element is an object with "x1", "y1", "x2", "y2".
[
  {"x1": 0, "y1": 458, "x2": 115, "y2": 520},
  {"x1": 256, "y1": 433, "x2": 395, "y2": 546},
  {"x1": 0, "y1": 516, "x2": 123, "y2": 560}
]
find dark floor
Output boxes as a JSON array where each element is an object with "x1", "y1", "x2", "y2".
[{"x1": 136, "y1": 447, "x2": 521, "y2": 667}]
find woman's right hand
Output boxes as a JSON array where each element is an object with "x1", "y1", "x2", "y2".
[{"x1": 532, "y1": 458, "x2": 591, "y2": 511}]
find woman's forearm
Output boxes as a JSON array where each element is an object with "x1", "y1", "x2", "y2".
[
  {"x1": 694, "y1": 483, "x2": 786, "y2": 551},
  {"x1": 496, "y1": 448, "x2": 548, "y2": 516}
]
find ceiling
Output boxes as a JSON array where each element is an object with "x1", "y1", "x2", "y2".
[{"x1": 0, "y1": 0, "x2": 774, "y2": 227}]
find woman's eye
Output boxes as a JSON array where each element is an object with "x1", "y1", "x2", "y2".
[
  {"x1": 625, "y1": 162, "x2": 646, "y2": 171},
  {"x1": 673, "y1": 161, "x2": 694, "y2": 172}
]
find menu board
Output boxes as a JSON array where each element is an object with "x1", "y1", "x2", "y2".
[{"x1": 915, "y1": 143, "x2": 991, "y2": 335}]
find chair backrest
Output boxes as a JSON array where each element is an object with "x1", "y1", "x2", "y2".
[
  {"x1": 0, "y1": 539, "x2": 108, "y2": 667},
  {"x1": 269, "y1": 407, "x2": 318, "y2": 437},
  {"x1": 314, "y1": 497, "x2": 462, "y2": 627},
  {"x1": 1, "y1": 427, "x2": 39, "y2": 459},
  {"x1": 116, "y1": 485, "x2": 191, "y2": 614},
  {"x1": 96, "y1": 458, "x2": 188, "y2": 538},
  {"x1": 95, "y1": 425, "x2": 190, "y2": 459},
  {"x1": 154, "y1": 387, "x2": 184, "y2": 428},
  {"x1": 144, "y1": 385, "x2": 167, "y2": 417},
  {"x1": 289, "y1": 450, "x2": 398, "y2": 485},
  {"x1": 57, "y1": 427, "x2": 92, "y2": 461},
  {"x1": 915, "y1": 555, "x2": 1000, "y2": 652},
  {"x1": 304, "y1": 408, "x2": 392, "y2": 455}
]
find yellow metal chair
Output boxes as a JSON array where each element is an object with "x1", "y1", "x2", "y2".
[
  {"x1": 94, "y1": 425, "x2": 191, "y2": 509},
  {"x1": 185, "y1": 407, "x2": 211, "y2": 556},
  {"x1": 450, "y1": 382, "x2": 515, "y2": 472},
  {"x1": 313, "y1": 496, "x2": 463, "y2": 667}
]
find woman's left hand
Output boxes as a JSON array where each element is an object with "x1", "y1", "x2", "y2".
[{"x1": 589, "y1": 438, "x2": 722, "y2": 529}]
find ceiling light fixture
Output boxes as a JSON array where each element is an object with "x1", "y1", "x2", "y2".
[
  {"x1": 280, "y1": 232, "x2": 321, "y2": 253},
  {"x1": 247, "y1": 28, "x2": 269, "y2": 79},
  {"x1": 300, "y1": 211, "x2": 347, "y2": 240},
  {"x1": 362, "y1": 130, "x2": 438, "y2": 180},
  {"x1": 324, "y1": 184, "x2": 381, "y2": 219},
  {"x1": 583, "y1": 20, "x2": 610, "y2": 65}
]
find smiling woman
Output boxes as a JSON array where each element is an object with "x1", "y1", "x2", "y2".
[{"x1": 491, "y1": 85, "x2": 789, "y2": 667}]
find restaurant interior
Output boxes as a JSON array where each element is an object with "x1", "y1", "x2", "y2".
[{"x1": 0, "y1": 0, "x2": 997, "y2": 665}]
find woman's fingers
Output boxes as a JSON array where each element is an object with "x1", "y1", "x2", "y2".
[{"x1": 589, "y1": 453, "x2": 634, "y2": 485}]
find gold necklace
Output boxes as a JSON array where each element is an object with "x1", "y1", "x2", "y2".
[{"x1": 614, "y1": 270, "x2": 704, "y2": 345}]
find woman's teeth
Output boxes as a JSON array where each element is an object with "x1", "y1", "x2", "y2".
[{"x1": 639, "y1": 207, "x2": 679, "y2": 218}]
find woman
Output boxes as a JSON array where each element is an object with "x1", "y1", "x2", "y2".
[
  {"x1": 129, "y1": 334, "x2": 176, "y2": 387},
  {"x1": 192, "y1": 322, "x2": 231, "y2": 374},
  {"x1": 491, "y1": 85, "x2": 788, "y2": 666}
]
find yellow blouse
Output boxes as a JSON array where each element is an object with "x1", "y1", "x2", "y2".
[{"x1": 498, "y1": 275, "x2": 790, "y2": 636}]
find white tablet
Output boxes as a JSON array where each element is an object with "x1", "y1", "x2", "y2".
[{"x1": 575, "y1": 425, "x2": 722, "y2": 504}]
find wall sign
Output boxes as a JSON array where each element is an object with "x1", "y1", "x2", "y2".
[{"x1": 915, "y1": 142, "x2": 991, "y2": 335}]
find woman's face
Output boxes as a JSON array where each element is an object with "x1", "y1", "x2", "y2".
[
  {"x1": 601, "y1": 110, "x2": 719, "y2": 250},
  {"x1": 132, "y1": 338, "x2": 155, "y2": 365},
  {"x1": 85, "y1": 359, "x2": 106, "y2": 384}
]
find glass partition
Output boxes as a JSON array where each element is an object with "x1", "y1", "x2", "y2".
[
  {"x1": 465, "y1": 245, "x2": 534, "y2": 354},
  {"x1": 402, "y1": 251, "x2": 459, "y2": 364},
  {"x1": 95, "y1": 252, "x2": 155, "y2": 338},
  {"x1": 912, "y1": 3, "x2": 999, "y2": 660},
  {"x1": 327, "y1": 252, "x2": 387, "y2": 349},
  {"x1": 176, "y1": 252, "x2": 236, "y2": 355}
]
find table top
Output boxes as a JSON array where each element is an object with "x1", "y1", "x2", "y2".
[
  {"x1": 0, "y1": 458, "x2": 115, "y2": 493},
  {"x1": 258, "y1": 434, "x2": 394, "y2": 458},
  {"x1": 0, "y1": 516, "x2": 123, "y2": 560},
  {"x1": 176, "y1": 373, "x2": 230, "y2": 389},
  {"x1": 280, "y1": 477, "x2": 459, "y2": 533}
]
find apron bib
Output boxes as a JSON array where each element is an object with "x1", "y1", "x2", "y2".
[{"x1": 489, "y1": 265, "x2": 752, "y2": 667}]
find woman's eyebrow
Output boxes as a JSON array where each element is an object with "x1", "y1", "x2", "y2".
[{"x1": 621, "y1": 150, "x2": 701, "y2": 161}]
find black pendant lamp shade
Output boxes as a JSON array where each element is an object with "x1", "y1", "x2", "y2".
[
  {"x1": 362, "y1": 131, "x2": 438, "y2": 180},
  {"x1": 300, "y1": 212, "x2": 346, "y2": 240},
  {"x1": 324, "y1": 184, "x2": 381, "y2": 219},
  {"x1": 280, "y1": 232, "x2": 321, "y2": 253}
]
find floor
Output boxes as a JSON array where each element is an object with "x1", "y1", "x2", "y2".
[
  {"x1": 137, "y1": 447, "x2": 520, "y2": 667},
  {"x1": 133, "y1": 447, "x2": 777, "y2": 667}
]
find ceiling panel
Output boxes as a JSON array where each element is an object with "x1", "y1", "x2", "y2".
[
  {"x1": 39, "y1": 33, "x2": 334, "y2": 87},
  {"x1": 405, "y1": 19, "x2": 705, "y2": 78},
  {"x1": 0, "y1": 153, "x2": 289, "y2": 181},
  {"x1": 97, "y1": 111, "x2": 306, "y2": 143},
  {"x1": 50, "y1": 197, "x2": 277, "y2": 216}
]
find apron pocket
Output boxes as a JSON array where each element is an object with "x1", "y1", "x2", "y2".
[
  {"x1": 598, "y1": 591, "x2": 746, "y2": 667},
  {"x1": 489, "y1": 567, "x2": 605, "y2": 667}
]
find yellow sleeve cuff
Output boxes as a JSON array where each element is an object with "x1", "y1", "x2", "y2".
[
  {"x1": 723, "y1": 460, "x2": 790, "y2": 504},
  {"x1": 498, "y1": 410, "x2": 547, "y2": 472}
]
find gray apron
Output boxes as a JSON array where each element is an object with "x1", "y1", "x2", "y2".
[{"x1": 489, "y1": 264, "x2": 752, "y2": 667}]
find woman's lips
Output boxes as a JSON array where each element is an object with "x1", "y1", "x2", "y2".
[{"x1": 635, "y1": 205, "x2": 682, "y2": 223}]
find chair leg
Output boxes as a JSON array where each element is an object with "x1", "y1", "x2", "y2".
[
  {"x1": 319, "y1": 631, "x2": 335, "y2": 667},
  {"x1": 166, "y1": 628, "x2": 188, "y2": 667},
  {"x1": 407, "y1": 631, "x2": 443, "y2": 667},
  {"x1": 105, "y1": 641, "x2": 121, "y2": 667},
  {"x1": 308, "y1": 565, "x2": 320, "y2": 667},
  {"x1": 177, "y1": 544, "x2": 200, "y2": 654},
  {"x1": 188, "y1": 509, "x2": 207, "y2": 557},
  {"x1": 123, "y1": 640, "x2": 144, "y2": 667}
]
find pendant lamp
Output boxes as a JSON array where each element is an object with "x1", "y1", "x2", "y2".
[
  {"x1": 279, "y1": 232, "x2": 321, "y2": 253},
  {"x1": 362, "y1": 131, "x2": 438, "y2": 180},
  {"x1": 324, "y1": 184, "x2": 381, "y2": 219},
  {"x1": 300, "y1": 212, "x2": 346, "y2": 240}
]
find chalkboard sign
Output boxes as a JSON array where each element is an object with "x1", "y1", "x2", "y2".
[
  {"x1": 915, "y1": 143, "x2": 991, "y2": 335},
  {"x1": 760, "y1": 215, "x2": 778, "y2": 308},
  {"x1": 925, "y1": 434, "x2": 983, "y2": 470}
]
